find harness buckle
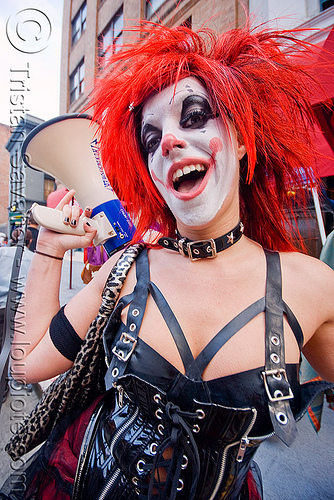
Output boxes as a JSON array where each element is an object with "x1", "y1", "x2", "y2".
[
  {"x1": 112, "y1": 332, "x2": 137, "y2": 362},
  {"x1": 262, "y1": 369, "x2": 294, "y2": 402}
]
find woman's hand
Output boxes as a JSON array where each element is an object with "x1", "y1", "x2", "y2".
[{"x1": 36, "y1": 189, "x2": 97, "y2": 257}]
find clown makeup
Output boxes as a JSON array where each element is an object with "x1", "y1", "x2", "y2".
[{"x1": 141, "y1": 77, "x2": 245, "y2": 229}]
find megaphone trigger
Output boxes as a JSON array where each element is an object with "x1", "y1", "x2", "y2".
[
  {"x1": 31, "y1": 202, "x2": 129, "y2": 249},
  {"x1": 31, "y1": 203, "x2": 87, "y2": 237}
]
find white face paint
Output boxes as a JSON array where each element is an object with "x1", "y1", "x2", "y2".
[{"x1": 141, "y1": 77, "x2": 245, "y2": 228}]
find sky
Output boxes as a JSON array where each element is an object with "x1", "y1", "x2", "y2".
[{"x1": 0, "y1": 1, "x2": 63, "y2": 127}]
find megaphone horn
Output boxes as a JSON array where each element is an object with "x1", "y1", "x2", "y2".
[{"x1": 22, "y1": 114, "x2": 135, "y2": 255}]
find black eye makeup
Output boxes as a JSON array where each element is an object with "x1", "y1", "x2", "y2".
[
  {"x1": 141, "y1": 93, "x2": 217, "y2": 155},
  {"x1": 141, "y1": 123, "x2": 161, "y2": 154},
  {"x1": 179, "y1": 95, "x2": 215, "y2": 129}
]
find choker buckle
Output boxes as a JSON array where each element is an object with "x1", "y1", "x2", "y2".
[{"x1": 187, "y1": 239, "x2": 217, "y2": 261}]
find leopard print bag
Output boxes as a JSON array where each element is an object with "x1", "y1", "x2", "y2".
[{"x1": 5, "y1": 243, "x2": 144, "y2": 461}]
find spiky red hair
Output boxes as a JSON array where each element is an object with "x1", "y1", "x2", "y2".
[{"x1": 90, "y1": 22, "x2": 320, "y2": 251}]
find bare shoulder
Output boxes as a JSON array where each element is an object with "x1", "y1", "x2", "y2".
[
  {"x1": 280, "y1": 250, "x2": 334, "y2": 342},
  {"x1": 65, "y1": 246, "x2": 138, "y2": 333},
  {"x1": 89, "y1": 247, "x2": 134, "y2": 291},
  {"x1": 280, "y1": 250, "x2": 334, "y2": 286}
]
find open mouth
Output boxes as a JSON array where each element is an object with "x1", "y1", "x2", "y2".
[{"x1": 172, "y1": 164, "x2": 207, "y2": 193}]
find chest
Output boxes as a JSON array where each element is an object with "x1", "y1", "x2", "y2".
[{"x1": 119, "y1": 253, "x2": 300, "y2": 380}]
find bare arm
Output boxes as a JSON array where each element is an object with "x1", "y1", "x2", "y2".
[
  {"x1": 12, "y1": 190, "x2": 120, "y2": 383},
  {"x1": 299, "y1": 259, "x2": 334, "y2": 382}
]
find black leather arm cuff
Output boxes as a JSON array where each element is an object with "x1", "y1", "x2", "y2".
[{"x1": 49, "y1": 306, "x2": 83, "y2": 361}]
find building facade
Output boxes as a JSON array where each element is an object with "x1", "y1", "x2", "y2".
[
  {"x1": 59, "y1": 0, "x2": 334, "y2": 256},
  {"x1": 0, "y1": 124, "x2": 11, "y2": 236},
  {"x1": 60, "y1": 0, "x2": 334, "y2": 116},
  {"x1": 59, "y1": 0, "x2": 250, "y2": 116},
  {"x1": 5, "y1": 115, "x2": 55, "y2": 237}
]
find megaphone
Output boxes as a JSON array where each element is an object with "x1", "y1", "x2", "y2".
[{"x1": 22, "y1": 114, "x2": 135, "y2": 256}]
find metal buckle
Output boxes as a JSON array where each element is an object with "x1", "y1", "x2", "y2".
[
  {"x1": 262, "y1": 369, "x2": 294, "y2": 402},
  {"x1": 112, "y1": 332, "x2": 137, "y2": 362},
  {"x1": 178, "y1": 238, "x2": 186, "y2": 256},
  {"x1": 186, "y1": 239, "x2": 217, "y2": 261}
]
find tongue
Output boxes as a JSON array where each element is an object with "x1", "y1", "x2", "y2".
[{"x1": 177, "y1": 175, "x2": 203, "y2": 193}]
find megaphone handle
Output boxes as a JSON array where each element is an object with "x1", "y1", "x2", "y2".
[{"x1": 31, "y1": 203, "x2": 87, "y2": 236}]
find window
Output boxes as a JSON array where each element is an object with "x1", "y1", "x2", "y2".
[
  {"x1": 72, "y1": 2, "x2": 87, "y2": 45},
  {"x1": 70, "y1": 59, "x2": 85, "y2": 103},
  {"x1": 44, "y1": 176, "x2": 55, "y2": 201},
  {"x1": 146, "y1": 0, "x2": 165, "y2": 18},
  {"x1": 98, "y1": 7, "x2": 123, "y2": 67},
  {"x1": 180, "y1": 17, "x2": 192, "y2": 29},
  {"x1": 320, "y1": 0, "x2": 334, "y2": 10}
]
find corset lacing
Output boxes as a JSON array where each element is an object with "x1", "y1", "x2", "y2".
[{"x1": 137, "y1": 402, "x2": 201, "y2": 500}]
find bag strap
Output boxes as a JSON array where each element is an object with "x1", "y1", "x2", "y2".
[
  {"x1": 104, "y1": 248, "x2": 149, "y2": 389},
  {"x1": 5, "y1": 242, "x2": 145, "y2": 461}
]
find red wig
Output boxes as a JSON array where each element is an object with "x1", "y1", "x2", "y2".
[{"x1": 90, "y1": 22, "x2": 320, "y2": 251}]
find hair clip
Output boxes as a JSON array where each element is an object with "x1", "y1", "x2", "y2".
[{"x1": 129, "y1": 102, "x2": 135, "y2": 111}]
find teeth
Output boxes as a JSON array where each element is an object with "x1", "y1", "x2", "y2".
[
  {"x1": 196, "y1": 164, "x2": 205, "y2": 172},
  {"x1": 173, "y1": 169, "x2": 183, "y2": 182},
  {"x1": 172, "y1": 164, "x2": 206, "y2": 182}
]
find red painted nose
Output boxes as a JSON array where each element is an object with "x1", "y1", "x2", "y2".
[{"x1": 161, "y1": 134, "x2": 186, "y2": 157}]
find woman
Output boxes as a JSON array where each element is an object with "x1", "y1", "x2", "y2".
[{"x1": 2, "y1": 23, "x2": 334, "y2": 500}]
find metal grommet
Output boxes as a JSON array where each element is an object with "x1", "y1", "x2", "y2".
[
  {"x1": 158, "y1": 424, "x2": 164, "y2": 435},
  {"x1": 193, "y1": 249, "x2": 200, "y2": 255},
  {"x1": 112, "y1": 367, "x2": 119, "y2": 378},
  {"x1": 136, "y1": 459, "x2": 146, "y2": 473},
  {"x1": 129, "y1": 323, "x2": 136, "y2": 332},
  {"x1": 155, "y1": 408, "x2": 163, "y2": 420},
  {"x1": 135, "y1": 488, "x2": 140, "y2": 495},
  {"x1": 177, "y1": 479, "x2": 184, "y2": 491},
  {"x1": 153, "y1": 393, "x2": 161, "y2": 404},
  {"x1": 271, "y1": 335, "x2": 280, "y2": 346},
  {"x1": 117, "y1": 350, "x2": 125, "y2": 359},
  {"x1": 173, "y1": 241, "x2": 178, "y2": 248},
  {"x1": 206, "y1": 245, "x2": 212, "y2": 253},
  {"x1": 270, "y1": 353, "x2": 280, "y2": 364},
  {"x1": 196, "y1": 409, "x2": 205, "y2": 420},
  {"x1": 272, "y1": 371, "x2": 282, "y2": 380},
  {"x1": 150, "y1": 443, "x2": 158, "y2": 454},
  {"x1": 192, "y1": 424, "x2": 200, "y2": 433},
  {"x1": 132, "y1": 477, "x2": 139, "y2": 485},
  {"x1": 181, "y1": 455, "x2": 188, "y2": 469},
  {"x1": 163, "y1": 239, "x2": 169, "y2": 245},
  {"x1": 132, "y1": 308, "x2": 140, "y2": 317},
  {"x1": 274, "y1": 390, "x2": 283, "y2": 399},
  {"x1": 276, "y1": 412, "x2": 288, "y2": 425}
]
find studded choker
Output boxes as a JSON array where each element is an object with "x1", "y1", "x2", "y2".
[{"x1": 158, "y1": 221, "x2": 244, "y2": 261}]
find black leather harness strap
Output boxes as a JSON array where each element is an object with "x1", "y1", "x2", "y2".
[
  {"x1": 104, "y1": 248, "x2": 149, "y2": 390},
  {"x1": 263, "y1": 250, "x2": 297, "y2": 446}
]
